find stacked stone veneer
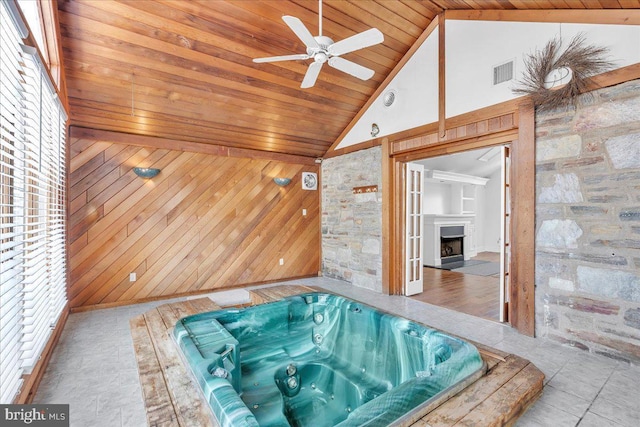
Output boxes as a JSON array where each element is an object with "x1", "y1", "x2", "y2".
[
  {"x1": 322, "y1": 147, "x2": 383, "y2": 292},
  {"x1": 535, "y1": 79, "x2": 640, "y2": 363}
]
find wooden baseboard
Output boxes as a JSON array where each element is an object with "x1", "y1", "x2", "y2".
[{"x1": 15, "y1": 303, "x2": 70, "y2": 404}]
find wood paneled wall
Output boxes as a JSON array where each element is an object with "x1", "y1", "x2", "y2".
[{"x1": 68, "y1": 135, "x2": 319, "y2": 309}]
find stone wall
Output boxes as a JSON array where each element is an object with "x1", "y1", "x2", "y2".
[
  {"x1": 321, "y1": 147, "x2": 383, "y2": 292},
  {"x1": 320, "y1": 80, "x2": 640, "y2": 363},
  {"x1": 535, "y1": 79, "x2": 640, "y2": 363}
]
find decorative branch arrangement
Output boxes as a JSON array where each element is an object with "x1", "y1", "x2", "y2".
[{"x1": 513, "y1": 33, "x2": 613, "y2": 111}]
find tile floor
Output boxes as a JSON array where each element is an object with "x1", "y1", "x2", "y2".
[{"x1": 35, "y1": 277, "x2": 640, "y2": 427}]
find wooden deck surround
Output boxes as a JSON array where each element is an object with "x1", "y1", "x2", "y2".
[{"x1": 131, "y1": 285, "x2": 543, "y2": 427}]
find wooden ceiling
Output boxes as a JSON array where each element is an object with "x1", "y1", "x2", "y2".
[{"x1": 58, "y1": 0, "x2": 639, "y2": 159}]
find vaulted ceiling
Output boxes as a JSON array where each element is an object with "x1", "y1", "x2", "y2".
[{"x1": 58, "y1": 0, "x2": 639, "y2": 158}]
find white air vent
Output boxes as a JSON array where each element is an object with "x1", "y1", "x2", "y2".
[
  {"x1": 382, "y1": 90, "x2": 396, "y2": 107},
  {"x1": 493, "y1": 61, "x2": 514, "y2": 85}
]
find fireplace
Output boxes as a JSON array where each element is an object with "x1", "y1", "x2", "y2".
[
  {"x1": 423, "y1": 215, "x2": 474, "y2": 267},
  {"x1": 440, "y1": 226, "x2": 465, "y2": 265}
]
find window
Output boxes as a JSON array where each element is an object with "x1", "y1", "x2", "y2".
[
  {"x1": 1, "y1": 1, "x2": 67, "y2": 404},
  {"x1": 16, "y1": 0, "x2": 47, "y2": 62}
]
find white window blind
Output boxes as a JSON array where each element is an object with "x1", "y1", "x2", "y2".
[
  {"x1": 0, "y1": 0, "x2": 67, "y2": 404},
  {"x1": 1, "y1": 1, "x2": 28, "y2": 404}
]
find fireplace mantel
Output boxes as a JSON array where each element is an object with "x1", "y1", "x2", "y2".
[{"x1": 423, "y1": 215, "x2": 476, "y2": 267}]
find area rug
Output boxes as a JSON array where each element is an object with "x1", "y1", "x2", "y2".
[
  {"x1": 452, "y1": 261, "x2": 501, "y2": 276},
  {"x1": 426, "y1": 259, "x2": 486, "y2": 271}
]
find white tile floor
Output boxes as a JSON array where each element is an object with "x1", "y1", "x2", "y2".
[{"x1": 35, "y1": 277, "x2": 640, "y2": 427}]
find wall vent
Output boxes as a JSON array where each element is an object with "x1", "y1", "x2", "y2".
[{"x1": 493, "y1": 61, "x2": 514, "y2": 85}]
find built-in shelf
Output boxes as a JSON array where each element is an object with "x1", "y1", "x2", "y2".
[{"x1": 452, "y1": 183, "x2": 477, "y2": 215}]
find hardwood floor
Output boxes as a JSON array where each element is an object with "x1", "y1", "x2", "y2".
[{"x1": 410, "y1": 252, "x2": 501, "y2": 322}]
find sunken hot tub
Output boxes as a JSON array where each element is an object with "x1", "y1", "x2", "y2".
[{"x1": 173, "y1": 292, "x2": 485, "y2": 427}]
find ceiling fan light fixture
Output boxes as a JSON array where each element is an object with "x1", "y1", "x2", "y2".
[{"x1": 252, "y1": 0, "x2": 383, "y2": 89}]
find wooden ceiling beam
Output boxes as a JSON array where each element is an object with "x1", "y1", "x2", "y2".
[{"x1": 446, "y1": 8, "x2": 640, "y2": 24}]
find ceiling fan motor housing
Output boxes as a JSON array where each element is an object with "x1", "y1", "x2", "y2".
[{"x1": 308, "y1": 36, "x2": 334, "y2": 63}]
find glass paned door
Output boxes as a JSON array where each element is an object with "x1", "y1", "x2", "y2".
[{"x1": 405, "y1": 162, "x2": 424, "y2": 296}]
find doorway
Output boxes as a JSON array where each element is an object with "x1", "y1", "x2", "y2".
[
  {"x1": 405, "y1": 145, "x2": 510, "y2": 322},
  {"x1": 383, "y1": 102, "x2": 535, "y2": 336}
]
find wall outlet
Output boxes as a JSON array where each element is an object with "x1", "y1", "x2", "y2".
[
  {"x1": 279, "y1": 258, "x2": 284, "y2": 266},
  {"x1": 129, "y1": 272, "x2": 137, "y2": 282},
  {"x1": 302, "y1": 208, "x2": 307, "y2": 216}
]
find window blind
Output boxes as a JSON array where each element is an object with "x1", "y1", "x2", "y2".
[
  {"x1": 0, "y1": 0, "x2": 67, "y2": 403},
  {"x1": 1, "y1": 1, "x2": 28, "y2": 404}
]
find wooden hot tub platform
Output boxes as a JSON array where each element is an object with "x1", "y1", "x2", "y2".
[{"x1": 130, "y1": 285, "x2": 543, "y2": 427}]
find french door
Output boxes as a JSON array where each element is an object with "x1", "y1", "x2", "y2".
[
  {"x1": 500, "y1": 146, "x2": 511, "y2": 322},
  {"x1": 405, "y1": 163, "x2": 424, "y2": 296}
]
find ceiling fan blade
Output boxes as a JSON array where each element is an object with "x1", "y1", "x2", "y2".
[
  {"x1": 253, "y1": 54, "x2": 310, "y2": 63},
  {"x1": 282, "y1": 16, "x2": 319, "y2": 50},
  {"x1": 301, "y1": 61, "x2": 323, "y2": 88},
  {"x1": 328, "y1": 28, "x2": 384, "y2": 56},
  {"x1": 328, "y1": 57, "x2": 375, "y2": 81}
]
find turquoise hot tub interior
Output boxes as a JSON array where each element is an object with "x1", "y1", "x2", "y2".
[{"x1": 173, "y1": 292, "x2": 486, "y2": 427}]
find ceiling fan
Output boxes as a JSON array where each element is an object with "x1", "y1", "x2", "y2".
[{"x1": 252, "y1": 0, "x2": 384, "y2": 88}]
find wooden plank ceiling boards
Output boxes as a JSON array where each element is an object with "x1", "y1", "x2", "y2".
[{"x1": 57, "y1": 0, "x2": 640, "y2": 159}]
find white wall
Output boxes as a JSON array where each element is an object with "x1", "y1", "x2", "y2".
[
  {"x1": 422, "y1": 181, "x2": 450, "y2": 214},
  {"x1": 336, "y1": 30, "x2": 439, "y2": 149},
  {"x1": 483, "y1": 168, "x2": 503, "y2": 253},
  {"x1": 335, "y1": 20, "x2": 640, "y2": 150},
  {"x1": 446, "y1": 21, "x2": 640, "y2": 117}
]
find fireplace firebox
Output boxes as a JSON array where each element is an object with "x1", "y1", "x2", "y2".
[{"x1": 440, "y1": 226, "x2": 465, "y2": 265}]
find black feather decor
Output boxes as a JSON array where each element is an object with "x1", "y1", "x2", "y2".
[{"x1": 513, "y1": 33, "x2": 613, "y2": 111}]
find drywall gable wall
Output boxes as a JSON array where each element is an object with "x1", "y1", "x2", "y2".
[
  {"x1": 336, "y1": 31, "x2": 439, "y2": 149},
  {"x1": 337, "y1": 20, "x2": 639, "y2": 150},
  {"x1": 447, "y1": 21, "x2": 640, "y2": 117}
]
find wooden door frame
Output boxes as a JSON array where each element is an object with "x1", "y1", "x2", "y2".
[{"x1": 382, "y1": 101, "x2": 535, "y2": 336}]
